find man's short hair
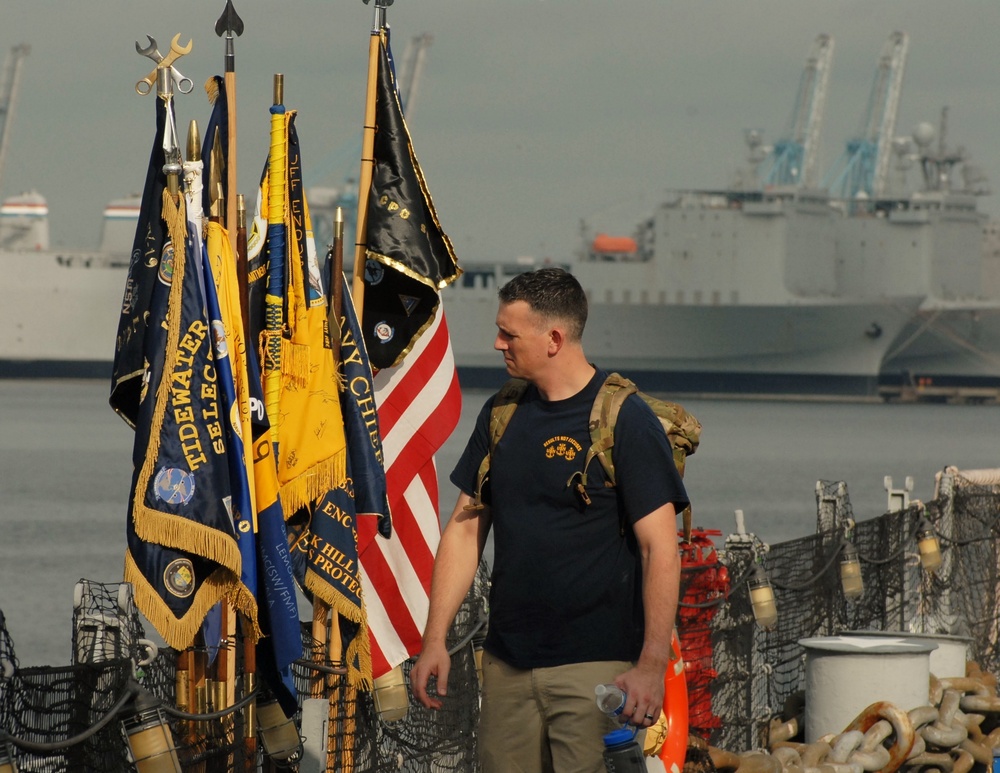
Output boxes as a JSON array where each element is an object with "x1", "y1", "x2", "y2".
[{"x1": 498, "y1": 267, "x2": 588, "y2": 341}]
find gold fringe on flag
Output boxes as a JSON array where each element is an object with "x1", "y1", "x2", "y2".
[
  {"x1": 280, "y1": 337, "x2": 309, "y2": 388},
  {"x1": 277, "y1": 450, "x2": 348, "y2": 519},
  {"x1": 304, "y1": 570, "x2": 372, "y2": 690},
  {"x1": 125, "y1": 191, "x2": 261, "y2": 650}
]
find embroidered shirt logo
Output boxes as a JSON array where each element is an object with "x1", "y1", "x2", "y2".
[{"x1": 543, "y1": 436, "x2": 582, "y2": 461}]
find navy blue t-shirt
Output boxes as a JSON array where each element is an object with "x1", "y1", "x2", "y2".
[{"x1": 450, "y1": 369, "x2": 690, "y2": 669}]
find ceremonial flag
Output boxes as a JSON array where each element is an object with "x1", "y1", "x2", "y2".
[
  {"x1": 359, "y1": 34, "x2": 461, "y2": 370},
  {"x1": 247, "y1": 110, "x2": 374, "y2": 686},
  {"x1": 199, "y1": 85, "x2": 256, "y2": 630},
  {"x1": 201, "y1": 79, "x2": 303, "y2": 711},
  {"x1": 356, "y1": 32, "x2": 462, "y2": 678},
  {"x1": 337, "y1": 279, "x2": 391, "y2": 541},
  {"x1": 110, "y1": 89, "x2": 255, "y2": 648},
  {"x1": 111, "y1": 96, "x2": 167, "y2": 425},
  {"x1": 204, "y1": 216, "x2": 301, "y2": 713},
  {"x1": 247, "y1": 346, "x2": 303, "y2": 713}
]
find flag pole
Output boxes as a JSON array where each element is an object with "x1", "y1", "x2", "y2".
[
  {"x1": 214, "y1": 9, "x2": 258, "y2": 752},
  {"x1": 237, "y1": 194, "x2": 250, "y2": 345},
  {"x1": 159, "y1": 67, "x2": 183, "y2": 205},
  {"x1": 264, "y1": 74, "x2": 286, "y2": 448},
  {"x1": 205, "y1": 140, "x2": 240, "y2": 770},
  {"x1": 351, "y1": 0, "x2": 392, "y2": 315},
  {"x1": 328, "y1": 207, "x2": 345, "y2": 363},
  {"x1": 325, "y1": 207, "x2": 347, "y2": 686},
  {"x1": 216, "y1": 0, "x2": 244, "y2": 257}
]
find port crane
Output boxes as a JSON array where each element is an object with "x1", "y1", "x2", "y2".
[
  {"x1": 758, "y1": 34, "x2": 834, "y2": 189},
  {"x1": 824, "y1": 31, "x2": 909, "y2": 200},
  {"x1": 394, "y1": 33, "x2": 434, "y2": 121},
  {"x1": 0, "y1": 44, "x2": 30, "y2": 197}
]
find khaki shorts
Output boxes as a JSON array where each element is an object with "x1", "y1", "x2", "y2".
[{"x1": 478, "y1": 652, "x2": 640, "y2": 773}]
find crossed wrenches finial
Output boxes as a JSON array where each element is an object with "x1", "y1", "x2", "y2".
[{"x1": 135, "y1": 34, "x2": 193, "y2": 95}]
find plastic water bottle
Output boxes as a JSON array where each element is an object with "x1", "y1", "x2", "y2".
[
  {"x1": 602, "y1": 727, "x2": 646, "y2": 772},
  {"x1": 595, "y1": 683, "x2": 627, "y2": 719}
]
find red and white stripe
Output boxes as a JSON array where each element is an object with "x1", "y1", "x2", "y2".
[{"x1": 361, "y1": 307, "x2": 462, "y2": 678}]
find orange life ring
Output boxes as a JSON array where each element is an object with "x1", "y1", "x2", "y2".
[{"x1": 658, "y1": 628, "x2": 689, "y2": 773}]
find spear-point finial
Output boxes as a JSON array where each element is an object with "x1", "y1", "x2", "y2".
[
  {"x1": 215, "y1": 0, "x2": 244, "y2": 72},
  {"x1": 157, "y1": 68, "x2": 182, "y2": 199}
]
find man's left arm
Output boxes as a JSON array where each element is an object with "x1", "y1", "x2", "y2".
[{"x1": 615, "y1": 502, "x2": 681, "y2": 726}]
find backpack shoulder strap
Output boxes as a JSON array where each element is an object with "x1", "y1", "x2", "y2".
[
  {"x1": 566, "y1": 373, "x2": 635, "y2": 506},
  {"x1": 466, "y1": 378, "x2": 529, "y2": 511},
  {"x1": 587, "y1": 372, "x2": 637, "y2": 487},
  {"x1": 563, "y1": 372, "x2": 637, "y2": 532}
]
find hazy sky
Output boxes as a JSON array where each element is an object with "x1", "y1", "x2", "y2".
[{"x1": 2, "y1": 0, "x2": 999, "y2": 263}]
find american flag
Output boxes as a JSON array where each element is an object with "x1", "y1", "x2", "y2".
[{"x1": 359, "y1": 307, "x2": 462, "y2": 677}]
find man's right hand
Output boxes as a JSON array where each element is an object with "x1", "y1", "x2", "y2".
[{"x1": 410, "y1": 640, "x2": 452, "y2": 709}]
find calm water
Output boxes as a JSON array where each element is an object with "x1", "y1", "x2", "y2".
[{"x1": 1, "y1": 378, "x2": 998, "y2": 667}]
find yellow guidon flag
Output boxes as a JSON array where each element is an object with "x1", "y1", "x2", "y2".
[
  {"x1": 246, "y1": 105, "x2": 349, "y2": 512},
  {"x1": 272, "y1": 111, "x2": 347, "y2": 513}
]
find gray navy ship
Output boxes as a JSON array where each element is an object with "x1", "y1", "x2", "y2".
[
  {"x1": 2, "y1": 32, "x2": 999, "y2": 399},
  {"x1": 439, "y1": 32, "x2": 1000, "y2": 399}
]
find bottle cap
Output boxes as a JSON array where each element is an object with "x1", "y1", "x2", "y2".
[{"x1": 603, "y1": 728, "x2": 636, "y2": 746}]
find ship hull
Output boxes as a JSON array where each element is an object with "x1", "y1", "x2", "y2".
[
  {"x1": 1, "y1": 249, "x2": 920, "y2": 399},
  {"x1": 0, "y1": 251, "x2": 125, "y2": 379}
]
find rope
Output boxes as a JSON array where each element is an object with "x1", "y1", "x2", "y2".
[
  {"x1": 160, "y1": 686, "x2": 258, "y2": 721},
  {"x1": 447, "y1": 613, "x2": 488, "y2": 656},
  {"x1": 0, "y1": 682, "x2": 137, "y2": 753},
  {"x1": 769, "y1": 539, "x2": 844, "y2": 592},
  {"x1": 0, "y1": 682, "x2": 261, "y2": 752},
  {"x1": 856, "y1": 518, "x2": 923, "y2": 565}
]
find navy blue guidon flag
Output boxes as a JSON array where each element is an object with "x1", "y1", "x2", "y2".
[
  {"x1": 110, "y1": 92, "x2": 255, "y2": 650},
  {"x1": 201, "y1": 78, "x2": 303, "y2": 711},
  {"x1": 203, "y1": 215, "x2": 302, "y2": 712},
  {"x1": 337, "y1": 278, "x2": 390, "y2": 543}
]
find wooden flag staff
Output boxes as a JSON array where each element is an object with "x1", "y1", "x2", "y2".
[
  {"x1": 351, "y1": 0, "x2": 393, "y2": 315},
  {"x1": 313, "y1": 207, "x2": 348, "y2": 691},
  {"x1": 216, "y1": 0, "x2": 244, "y2": 256}
]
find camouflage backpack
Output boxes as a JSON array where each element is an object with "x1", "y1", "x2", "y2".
[{"x1": 467, "y1": 372, "x2": 701, "y2": 532}]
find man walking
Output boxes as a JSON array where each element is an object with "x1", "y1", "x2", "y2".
[{"x1": 411, "y1": 267, "x2": 688, "y2": 772}]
